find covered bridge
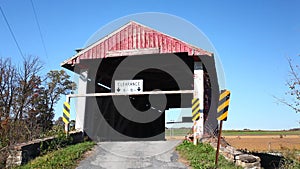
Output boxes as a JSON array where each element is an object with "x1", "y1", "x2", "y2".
[{"x1": 61, "y1": 21, "x2": 219, "y2": 141}]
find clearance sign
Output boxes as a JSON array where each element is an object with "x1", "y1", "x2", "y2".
[{"x1": 115, "y1": 80, "x2": 143, "y2": 94}]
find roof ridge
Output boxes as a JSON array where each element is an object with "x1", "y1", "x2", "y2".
[{"x1": 61, "y1": 21, "x2": 212, "y2": 68}]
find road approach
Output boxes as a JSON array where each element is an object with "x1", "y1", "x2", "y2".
[{"x1": 76, "y1": 140, "x2": 188, "y2": 169}]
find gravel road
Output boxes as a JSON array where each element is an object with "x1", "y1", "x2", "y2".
[{"x1": 76, "y1": 140, "x2": 188, "y2": 169}]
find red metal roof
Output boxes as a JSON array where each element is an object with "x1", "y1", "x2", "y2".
[{"x1": 61, "y1": 21, "x2": 212, "y2": 70}]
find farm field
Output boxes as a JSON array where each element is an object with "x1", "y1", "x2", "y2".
[
  {"x1": 222, "y1": 130, "x2": 300, "y2": 136},
  {"x1": 166, "y1": 128, "x2": 300, "y2": 137},
  {"x1": 224, "y1": 135, "x2": 300, "y2": 152},
  {"x1": 165, "y1": 128, "x2": 300, "y2": 152},
  {"x1": 223, "y1": 130, "x2": 300, "y2": 152}
]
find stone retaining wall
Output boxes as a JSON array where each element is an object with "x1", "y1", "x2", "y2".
[
  {"x1": 6, "y1": 131, "x2": 84, "y2": 168},
  {"x1": 202, "y1": 137, "x2": 261, "y2": 169}
]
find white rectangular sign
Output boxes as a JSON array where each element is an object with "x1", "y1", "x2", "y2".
[{"x1": 115, "y1": 80, "x2": 143, "y2": 94}]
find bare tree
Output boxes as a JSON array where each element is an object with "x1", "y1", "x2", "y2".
[
  {"x1": 276, "y1": 57, "x2": 300, "y2": 115},
  {"x1": 0, "y1": 58, "x2": 17, "y2": 144},
  {"x1": 0, "y1": 58, "x2": 17, "y2": 118},
  {"x1": 14, "y1": 56, "x2": 42, "y2": 121}
]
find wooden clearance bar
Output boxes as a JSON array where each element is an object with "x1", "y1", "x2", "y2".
[
  {"x1": 66, "y1": 90, "x2": 194, "y2": 99},
  {"x1": 63, "y1": 90, "x2": 194, "y2": 134}
]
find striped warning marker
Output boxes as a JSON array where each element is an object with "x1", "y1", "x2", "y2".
[
  {"x1": 62, "y1": 102, "x2": 70, "y2": 125},
  {"x1": 192, "y1": 98, "x2": 200, "y2": 121},
  {"x1": 217, "y1": 90, "x2": 230, "y2": 121}
]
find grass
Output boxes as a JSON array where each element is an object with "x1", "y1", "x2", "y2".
[
  {"x1": 222, "y1": 130, "x2": 300, "y2": 136},
  {"x1": 279, "y1": 147, "x2": 300, "y2": 168},
  {"x1": 15, "y1": 141, "x2": 95, "y2": 169},
  {"x1": 165, "y1": 128, "x2": 191, "y2": 136},
  {"x1": 176, "y1": 140, "x2": 242, "y2": 169}
]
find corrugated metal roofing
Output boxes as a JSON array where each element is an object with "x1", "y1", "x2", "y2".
[{"x1": 61, "y1": 21, "x2": 212, "y2": 70}]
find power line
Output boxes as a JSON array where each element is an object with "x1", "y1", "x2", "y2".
[
  {"x1": 30, "y1": 0, "x2": 48, "y2": 58},
  {"x1": 0, "y1": 5, "x2": 24, "y2": 58}
]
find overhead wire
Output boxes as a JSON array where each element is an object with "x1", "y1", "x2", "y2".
[
  {"x1": 30, "y1": 0, "x2": 48, "y2": 58},
  {"x1": 0, "y1": 5, "x2": 24, "y2": 58}
]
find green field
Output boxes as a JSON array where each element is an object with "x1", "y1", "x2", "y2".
[
  {"x1": 222, "y1": 130, "x2": 300, "y2": 136},
  {"x1": 165, "y1": 128, "x2": 300, "y2": 137},
  {"x1": 165, "y1": 128, "x2": 191, "y2": 136}
]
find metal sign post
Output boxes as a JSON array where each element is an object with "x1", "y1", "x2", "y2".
[
  {"x1": 215, "y1": 120, "x2": 223, "y2": 166},
  {"x1": 215, "y1": 89, "x2": 231, "y2": 166}
]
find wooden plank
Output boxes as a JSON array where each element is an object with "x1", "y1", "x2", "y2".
[
  {"x1": 68, "y1": 90, "x2": 194, "y2": 98},
  {"x1": 106, "y1": 48, "x2": 159, "y2": 57}
]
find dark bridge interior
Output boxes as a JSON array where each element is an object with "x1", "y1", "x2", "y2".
[{"x1": 82, "y1": 53, "x2": 194, "y2": 141}]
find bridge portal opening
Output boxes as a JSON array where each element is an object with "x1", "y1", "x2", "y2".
[{"x1": 82, "y1": 52, "x2": 194, "y2": 141}]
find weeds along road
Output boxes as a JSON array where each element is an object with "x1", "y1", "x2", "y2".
[{"x1": 76, "y1": 140, "x2": 188, "y2": 169}]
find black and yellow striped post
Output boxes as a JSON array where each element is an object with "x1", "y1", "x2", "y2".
[
  {"x1": 215, "y1": 89, "x2": 231, "y2": 166},
  {"x1": 217, "y1": 90, "x2": 230, "y2": 121},
  {"x1": 62, "y1": 102, "x2": 70, "y2": 133},
  {"x1": 192, "y1": 98, "x2": 201, "y2": 145},
  {"x1": 192, "y1": 98, "x2": 200, "y2": 121}
]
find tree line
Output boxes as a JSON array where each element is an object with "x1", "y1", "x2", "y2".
[{"x1": 0, "y1": 56, "x2": 76, "y2": 148}]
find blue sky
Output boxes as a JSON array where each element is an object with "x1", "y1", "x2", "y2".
[{"x1": 0, "y1": 0, "x2": 299, "y2": 130}]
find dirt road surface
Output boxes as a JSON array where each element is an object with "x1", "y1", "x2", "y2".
[{"x1": 76, "y1": 140, "x2": 188, "y2": 169}]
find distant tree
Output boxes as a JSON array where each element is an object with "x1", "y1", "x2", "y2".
[
  {"x1": 54, "y1": 117, "x2": 64, "y2": 127},
  {"x1": 277, "y1": 58, "x2": 300, "y2": 113},
  {"x1": 37, "y1": 70, "x2": 76, "y2": 132}
]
